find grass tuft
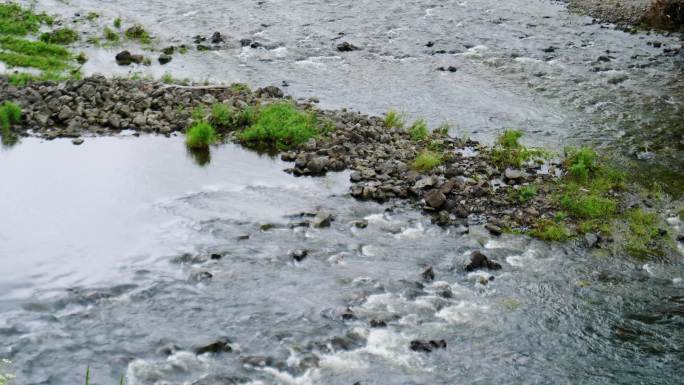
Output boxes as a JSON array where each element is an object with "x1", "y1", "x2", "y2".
[
  {"x1": 409, "y1": 119, "x2": 429, "y2": 141},
  {"x1": 185, "y1": 121, "x2": 218, "y2": 149},
  {"x1": 565, "y1": 147, "x2": 599, "y2": 182},
  {"x1": 490, "y1": 129, "x2": 547, "y2": 169},
  {"x1": 40, "y1": 28, "x2": 78, "y2": 45},
  {"x1": 513, "y1": 185, "x2": 537, "y2": 203},
  {"x1": 210, "y1": 103, "x2": 232, "y2": 128},
  {"x1": 125, "y1": 24, "x2": 151, "y2": 44},
  {"x1": 240, "y1": 102, "x2": 318, "y2": 150},
  {"x1": 229, "y1": 83, "x2": 251, "y2": 93},
  {"x1": 104, "y1": 27, "x2": 119, "y2": 42},
  {"x1": 0, "y1": 35, "x2": 70, "y2": 58},
  {"x1": 0, "y1": 101, "x2": 22, "y2": 131},
  {"x1": 384, "y1": 110, "x2": 405, "y2": 129},
  {"x1": 412, "y1": 150, "x2": 443, "y2": 171},
  {"x1": 113, "y1": 18, "x2": 122, "y2": 29}
]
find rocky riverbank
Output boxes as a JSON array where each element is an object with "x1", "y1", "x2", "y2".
[
  {"x1": 1, "y1": 75, "x2": 681, "y2": 258},
  {"x1": 569, "y1": 0, "x2": 684, "y2": 30}
]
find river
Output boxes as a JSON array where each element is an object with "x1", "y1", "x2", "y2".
[{"x1": 1, "y1": 0, "x2": 683, "y2": 384}]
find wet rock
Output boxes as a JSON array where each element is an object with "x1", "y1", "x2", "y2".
[
  {"x1": 541, "y1": 46, "x2": 556, "y2": 53},
  {"x1": 162, "y1": 46, "x2": 175, "y2": 55},
  {"x1": 313, "y1": 212, "x2": 333, "y2": 228},
  {"x1": 260, "y1": 223, "x2": 276, "y2": 231},
  {"x1": 257, "y1": 85, "x2": 284, "y2": 98},
  {"x1": 409, "y1": 339, "x2": 447, "y2": 353},
  {"x1": 307, "y1": 156, "x2": 328, "y2": 175},
  {"x1": 195, "y1": 337, "x2": 232, "y2": 354},
  {"x1": 157, "y1": 343, "x2": 182, "y2": 356},
  {"x1": 211, "y1": 31, "x2": 225, "y2": 44},
  {"x1": 190, "y1": 271, "x2": 213, "y2": 282},
  {"x1": 337, "y1": 42, "x2": 360, "y2": 52},
  {"x1": 210, "y1": 253, "x2": 223, "y2": 260},
  {"x1": 425, "y1": 189, "x2": 446, "y2": 209},
  {"x1": 58, "y1": 106, "x2": 74, "y2": 121},
  {"x1": 485, "y1": 223, "x2": 503, "y2": 236},
  {"x1": 115, "y1": 50, "x2": 144, "y2": 65},
  {"x1": 584, "y1": 233, "x2": 599, "y2": 248},
  {"x1": 465, "y1": 251, "x2": 502, "y2": 271},
  {"x1": 158, "y1": 54, "x2": 172, "y2": 65},
  {"x1": 369, "y1": 319, "x2": 387, "y2": 328},
  {"x1": 289, "y1": 249, "x2": 308, "y2": 262},
  {"x1": 434, "y1": 210, "x2": 452, "y2": 226},
  {"x1": 191, "y1": 375, "x2": 249, "y2": 385},
  {"x1": 71, "y1": 138, "x2": 84, "y2": 145},
  {"x1": 241, "y1": 355, "x2": 276, "y2": 367},
  {"x1": 421, "y1": 266, "x2": 435, "y2": 282}
]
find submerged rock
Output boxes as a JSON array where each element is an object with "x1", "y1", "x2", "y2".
[
  {"x1": 115, "y1": 50, "x2": 144, "y2": 65},
  {"x1": 158, "y1": 54, "x2": 172, "y2": 65},
  {"x1": 337, "y1": 42, "x2": 360, "y2": 52},
  {"x1": 421, "y1": 266, "x2": 435, "y2": 282},
  {"x1": 313, "y1": 212, "x2": 333, "y2": 228},
  {"x1": 195, "y1": 337, "x2": 233, "y2": 354}
]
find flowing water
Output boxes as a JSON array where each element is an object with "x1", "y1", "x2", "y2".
[{"x1": 2, "y1": 1, "x2": 684, "y2": 384}]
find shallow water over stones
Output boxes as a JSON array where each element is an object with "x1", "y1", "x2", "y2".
[{"x1": 1, "y1": 137, "x2": 683, "y2": 384}]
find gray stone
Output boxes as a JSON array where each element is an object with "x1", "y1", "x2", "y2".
[
  {"x1": 57, "y1": 106, "x2": 74, "y2": 121},
  {"x1": 485, "y1": 223, "x2": 503, "y2": 236},
  {"x1": 584, "y1": 233, "x2": 599, "y2": 248},
  {"x1": 71, "y1": 138, "x2": 84, "y2": 145},
  {"x1": 158, "y1": 54, "x2": 172, "y2": 65},
  {"x1": 425, "y1": 190, "x2": 446, "y2": 209},
  {"x1": 313, "y1": 212, "x2": 333, "y2": 228},
  {"x1": 505, "y1": 168, "x2": 523, "y2": 180},
  {"x1": 414, "y1": 176, "x2": 437, "y2": 190}
]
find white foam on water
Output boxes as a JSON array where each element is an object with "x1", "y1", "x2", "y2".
[
  {"x1": 126, "y1": 351, "x2": 208, "y2": 385},
  {"x1": 394, "y1": 223, "x2": 425, "y2": 239},
  {"x1": 362, "y1": 328, "x2": 424, "y2": 370},
  {"x1": 261, "y1": 367, "x2": 319, "y2": 385},
  {"x1": 436, "y1": 300, "x2": 490, "y2": 324}
]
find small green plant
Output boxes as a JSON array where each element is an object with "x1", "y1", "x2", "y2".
[
  {"x1": 409, "y1": 119, "x2": 429, "y2": 141},
  {"x1": 85, "y1": 366, "x2": 90, "y2": 385},
  {"x1": 240, "y1": 102, "x2": 318, "y2": 150},
  {"x1": 40, "y1": 28, "x2": 79, "y2": 45},
  {"x1": 104, "y1": 27, "x2": 119, "y2": 42},
  {"x1": 384, "y1": 110, "x2": 405, "y2": 129},
  {"x1": 427, "y1": 139, "x2": 444, "y2": 151},
  {"x1": 125, "y1": 24, "x2": 151, "y2": 44},
  {"x1": 86, "y1": 12, "x2": 100, "y2": 21},
  {"x1": 185, "y1": 121, "x2": 218, "y2": 149},
  {"x1": 0, "y1": 101, "x2": 22, "y2": 131},
  {"x1": 76, "y1": 52, "x2": 87, "y2": 64},
  {"x1": 434, "y1": 122, "x2": 451, "y2": 136},
  {"x1": 514, "y1": 185, "x2": 537, "y2": 203},
  {"x1": 412, "y1": 150, "x2": 443, "y2": 171},
  {"x1": 490, "y1": 129, "x2": 546, "y2": 169},
  {"x1": 565, "y1": 147, "x2": 598, "y2": 181},
  {"x1": 210, "y1": 103, "x2": 232, "y2": 128},
  {"x1": 161, "y1": 72, "x2": 174, "y2": 84},
  {"x1": 113, "y1": 18, "x2": 122, "y2": 28}
]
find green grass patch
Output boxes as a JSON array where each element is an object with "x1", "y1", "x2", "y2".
[
  {"x1": 7, "y1": 71, "x2": 71, "y2": 86},
  {"x1": 490, "y1": 129, "x2": 547, "y2": 169},
  {"x1": 531, "y1": 220, "x2": 572, "y2": 241},
  {"x1": 412, "y1": 150, "x2": 443, "y2": 172},
  {"x1": 0, "y1": 3, "x2": 53, "y2": 36},
  {"x1": 384, "y1": 110, "x2": 405, "y2": 129},
  {"x1": 185, "y1": 121, "x2": 218, "y2": 149},
  {"x1": 0, "y1": 51, "x2": 68, "y2": 71},
  {"x1": 125, "y1": 24, "x2": 151, "y2": 44},
  {"x1": 512, "y1": 185, "x2": 537, "y2": 203},
  {"x1": 0, "y1": 35, "x2": 70, "y2": 58},
  {"x1": 624, "y1": 209, "x2": 668, "y2": 259},
  {"x1": 104, "y1": 27, "x2": 120, "y2": 42},
  {"x1": 114, "y1": 18, "x2": 122, "y2": 29},
  {"x1": 161, "y1": 72, "x2": 174, "y2": 84},
  {"x1": 86, "y1": 12, "x2": 100, "y2": 21},
  {"x1": 240, "y1": 102, "x2": 318, "y2": 150},
  {"x1": 40, "y1": 28, "x2": 78, "y2": 45},
  {"x1": 409, "y1": 119, "x2": 429, "y2": 141}
]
